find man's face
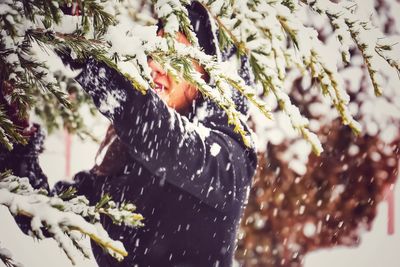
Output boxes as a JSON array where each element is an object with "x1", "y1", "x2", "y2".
[{"x1": 148, "y1": 32, "x2": 205, "y2": 113}]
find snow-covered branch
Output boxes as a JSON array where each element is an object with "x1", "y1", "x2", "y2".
[
  {"x1": 0, "y1": 172, "x2": 143, "y2": 265},
  {"x1": 302, "y1": 0, "x2": 400, "y2": 95},
  {"x1": 0, "y1": 243, "x2": 23, "y2": 267},
  {"x1": 154, "y1": 0, "x2": 199, "y2": 46},
  {"x1": 198, "y1": 0, "x2": 399, "y2": 153},
  {"x1": 0, "y1": 0, "x2": 116, "y2": 149}
]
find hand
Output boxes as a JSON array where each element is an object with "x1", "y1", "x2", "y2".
[
  {"x1": 56, "y1": 3, "x2": 85, "y2": 70},
  {"x1": 54, "y1": 47, "x2": 86, "y2": 71},
  {"x1": 60, "y1": 2, "x2": 81, "y2": 16}
]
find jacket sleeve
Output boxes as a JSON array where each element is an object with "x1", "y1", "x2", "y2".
[{"x1": 75, "y1": 58, "x2": 258, "y2": 213}]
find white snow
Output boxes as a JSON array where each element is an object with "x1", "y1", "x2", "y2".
[
  {"x1": 329, "y1": 184, "x2": 346, "y2": 202},
  {"x1": 0, "y1": 244, "x2": 13, "y2": 260},
  {"x1": 0, "y1": 174, "x2": 129, "y2": 265},
  {"x1": 303, "y1": 222, "x2": 317, "y2": 237},
  {"x1": 98, "y1": 91, "x2": 126, "y2": 116},
  {"x1": 210, "y1": 143, "x2": 221, "y2": 157}
]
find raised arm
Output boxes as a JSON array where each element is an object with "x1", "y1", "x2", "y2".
[{"x1": 75, "y1": 58, "x2": 257, "y2": 213}]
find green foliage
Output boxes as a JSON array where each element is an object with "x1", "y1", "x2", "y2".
[
  {"x1": 0, "y1": 106, "x2": 28, "y2": 150},
  {"x1": 0, "y1": 0, "x2": 115, "y2": 150},
  {"x1": 58, "y1": 186, "x2": 78, "y2": 200}
]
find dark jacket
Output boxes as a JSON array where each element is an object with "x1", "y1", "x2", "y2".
[{"x1": 59, "y1": 57, "x2": 258, "y2": 267}]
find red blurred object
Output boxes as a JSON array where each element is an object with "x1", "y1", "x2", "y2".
[
  {"x1": 385, "y1": 185, "x2": 395, "y2": 235},
  {"x1": 71, "y1": 2, "x2": 80, "y2": 16},
  {"x1": 64, "y1": 129, "x2": 72, "y2": 179}
]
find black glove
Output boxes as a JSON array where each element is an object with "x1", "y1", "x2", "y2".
[{"x1": 55, "y1": 47, "x2": 86, "y2": 71}]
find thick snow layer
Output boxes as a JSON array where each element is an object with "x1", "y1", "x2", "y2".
[{"x1": 98, "y1": 90, "x2": 126, "y2": 117}]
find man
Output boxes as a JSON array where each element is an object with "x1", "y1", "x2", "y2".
[
  {"x1": 2, "y1": 2, "x2": 257, "y2": 266},
  {"x1": 65, "y1": 2, "x2": 258, "y2": 266}
]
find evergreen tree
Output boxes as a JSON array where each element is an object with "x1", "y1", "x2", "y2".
[{"x1": 0, "y1": 0, "x2": 399, "y2": 266}]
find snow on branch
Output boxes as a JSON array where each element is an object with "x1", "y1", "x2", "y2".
[
  {"x1": 0, "y1": 0, "x2": 116, "y2": 150},
  {"x1": 107, "y1": 24, "x2": 266, "y2": 146},
  {"x1": 198, "y1": 0, "x2": 399, "y2": 153},
  {"x1": 275, "y1": 4, "x2": 362, "y2": 134},
  {"x1": 0, "y1": 243, "x2": 23, "y2": 267},
  {"x1": 200, "y1": 0, "x2": 326, "y2": 154},
  {"x1": 0, "y1": 171, "x2": 144, "y2": 265},
  {"x1": 153, "y1": 0, "x2": 199, "y2": 46},
  {"x1": 302, "y1": 0, "x2": 400, "y2": 95}
]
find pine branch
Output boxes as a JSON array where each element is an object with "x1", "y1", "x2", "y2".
[
  {"x1": 153, "y1": 0, "x2": 199, "y2": 47},
  {"x1": 223, "y1": 76, "x2": 273, "y2": 120},
  {"x1": 0, "y1": 0, "x2": 120, "y2": 149},
  {"x1": 276, "y1": 7, "x2": 362, "y2": 135},
  {"x1": 0, "y1": 106, "x2": 27, "y2": 151},
  {"x1": 78, "y1": 0, "x2": 117, "y2": 37},
  {"x1": 1, "y1": 0, "x2": 398, "y2": 154},
  {"x1": 345, "y1": 18, "x2": 383, "y2": 96},
  {"x1": 375, "y1": 42, "x2": 400, "y2": 77},
  {"x1": 303, "y1": 0, "x2": 396, "y2": 96},
  {"x1": 0, "y1": 243, "x2": 23, "y2": 267},
  {"x1": 199, "y1": 0, "x2": 325, "y2": 154},
  {"x1": 0, "y1": 172, "x2": 144, "y2": 265},
  {"x1": 199, "y1": 2, "x2": 246, "y2": 54}
]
